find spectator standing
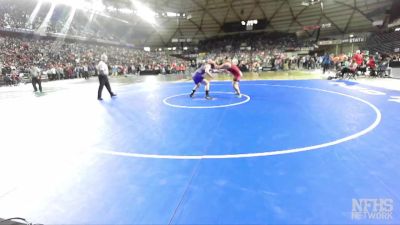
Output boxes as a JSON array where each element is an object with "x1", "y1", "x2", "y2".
[
  {"x1": 83, "y1": 64, "x2": 89, "y2": 79},
  {"x1": 322, "y1": 53, "x2": 331, "y2": 74}
]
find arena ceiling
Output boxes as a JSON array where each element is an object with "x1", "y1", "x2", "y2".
[{"x1": 105, "y1": 0, "x2": 394, "y2": 46}]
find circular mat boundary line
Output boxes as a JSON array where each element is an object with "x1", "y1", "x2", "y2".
[{"x1": 93, "y1": 84, "x2": 382, "y2": 159}]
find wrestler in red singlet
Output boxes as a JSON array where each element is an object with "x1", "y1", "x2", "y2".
[
  {"x1": 227, "y1": 64, "x2": 242, "y2": 82},
  {"x1": 216, "y1": 58, "x2": 243, "y2": 97}
]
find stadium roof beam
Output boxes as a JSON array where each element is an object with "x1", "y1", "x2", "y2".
[
  {"x1": 157, "y1": 33, "x2": 167, "y2": 46},
  {"x1": 194, "y1": 0, "x2": 209, "y2": 38},
  {"x1": 322, "y1": 13, "x2": 344, "y2": 34},
  {"x1": 216, "y1": 0, "x2": 255, "y2": 34},
  {"x1": 227, "y1": 0, "x2": 244, "y2": 22},
  {"x1": 60, "y1": 7, "x2": 77, "y2": 35},
  {"x1": 27, "y1": 0, "x2": 43, "y2": 29},
  {"x1": 286, "y1": 6, "x2": 308, "y2": 32},
  {"x1": 191, "y1": 0, "x2": 223, "y2": 27},
  {"x1": 286, "y1": 0, "x2": 312, "y2": 37},
  {"x1": 178, "y1": 19, "x2": 184, "y2": 37},
  {"x1": 99, "y1": 0, "x2": 395, "y2": 45},
  {"x1": 144, "y1": 19, "x2": 171, "y2": 45},
  {"x1": 343, "y1": 0, "x2": 357, "y2": 34},
  {"x1": 185, "y1": 0, "x2": 274, "y2": 13},
  {"x1": 165, "y1": 14, "x2": 184, "y2": 45},
  {"x1": 167, "y1": 27, "x2": 181, "y2": 44},
  {"x1": 254, "y1": 0, "x2": 268, "y2": 22},
  {"x1": 217, "y1": 3, "x2": 232, "y2": 34},
  {"x1": 188, "y1": 19, "x2": 207, "y2": 38},
  {"x1": 37, "y1": 2, "x2": 56, "y2": 34},
  {"x1": 267, "y1": 0, "x2": 288, "y2": 31},
  {"x1": 311, "y1": 14, "x2": 322, "y2": 37},
  {"x1": 334, "y1": 0, "x2": 374, "y2": 23},
  {"x1": 244, "y1": 0, "x2": 260, "y2": 21}
]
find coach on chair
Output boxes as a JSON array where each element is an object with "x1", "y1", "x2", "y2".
[{"x1": 97, "y1": 53, "x2": 116, "y2": 100}]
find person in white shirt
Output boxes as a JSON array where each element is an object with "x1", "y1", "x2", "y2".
[
  {"x1": 83, "y1": 64, "x2": 89, "y2": 79},
  {"x1": 50, "y1": 67, "x2": 56, "y2": 80},
  {"x1": 30, "y1": 64, "x2": 42, "y2": 92},
  {"x1": 97, "y1": 54, "x2": 116, "y2": 100}
]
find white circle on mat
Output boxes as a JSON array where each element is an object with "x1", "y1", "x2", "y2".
[
  {"x1": 95, "y1": 84, "x2": 382, "y2": 159},
  {"x1": 163, "y1": 91, "x2": 251, "y2": 109}
]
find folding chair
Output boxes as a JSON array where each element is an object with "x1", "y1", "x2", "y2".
[
  {"x1": 346, "y1": 69, "x2": 357, "y2": 80},
  {"x1": 377, "y1": 62, "x2": 389, "y2": 78}
]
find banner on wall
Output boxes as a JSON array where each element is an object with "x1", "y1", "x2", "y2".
[{"x1": 318, "y1": 37, "x2": 365, "y2": 46}]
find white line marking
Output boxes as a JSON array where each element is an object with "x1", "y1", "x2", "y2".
[
  {"x1": 94, "y1": 84, "x2": 382, "y2": 159},
  {"x1": 388, "y1": 96, "x2": 400, "y2": 103},
  {"x1": 163, "y1": 91, "x2": 251, "y2": 109}
]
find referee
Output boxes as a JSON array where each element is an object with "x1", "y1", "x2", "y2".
[
  {"x1": 30, "y1": 64, "x2": 42, "y2": 93},
  {"x1": 97, "y1": 54, "x2": 116, "y2": 100}
]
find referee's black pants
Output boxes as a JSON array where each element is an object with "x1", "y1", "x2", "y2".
[
  {"x1": 323, "y1": 64, "x2": 329, "y2": 74},
  {"x1": 32, "y1": 77, "x2": 42, "y2": 92},
  {"x1": 98, "y1": 75, "x2": 114, "y2": 99}
]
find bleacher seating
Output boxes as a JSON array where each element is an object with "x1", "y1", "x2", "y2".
[{"x1": 365, "y1": 32, "x2": 400, "y2": 53}]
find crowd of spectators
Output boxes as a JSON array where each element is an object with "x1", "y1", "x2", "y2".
[
  {"x1": 388, "y1": 53, "x2": 400, "y2": 61},
  {"x1": 202, "y1": 50, "x2": 323, "y2": 72},
  {"x1": 0, "y1": 35, "x2": 190, "y2": 86},
  {"x1": 196, "y1": 32, "x2": 319, "y2": 72},
  {"x1": 319, "y1": 50, "x2": 398, "y2": 79},
  {"x1": 0, "y1": 0, "x2": 120, "y2": 41},
  {"x1": 1, "y1": 0, "x2": 399, "y2": 86},
  {"x1": 365, "y1": 30, "x2": 400, "y2": 54},
  {"x1": 2, "y1": 32, "x2": 398, "y2": 87},
  {"x1": 199, "y1": 47, "x2": 399, "y2": 78},
  {"x1": 198, "y1": 32, "x2": 314, "y2": 53},
  {"x1": 196, "y1": 31, "x2": 400, "y2": 76}
]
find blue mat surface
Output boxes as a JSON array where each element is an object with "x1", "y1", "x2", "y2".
[{"x1": 0, "y1": 80, "x2": 399, "y2": 224}]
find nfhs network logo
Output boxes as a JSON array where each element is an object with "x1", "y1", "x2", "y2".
[{"x1": 352, "y1": 198, "x2": 393, "y2": 220}]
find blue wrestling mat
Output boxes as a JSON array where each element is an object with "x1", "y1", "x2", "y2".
[{"x1": 0, "y1": 79, "x2": 399, "y2": 224}]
